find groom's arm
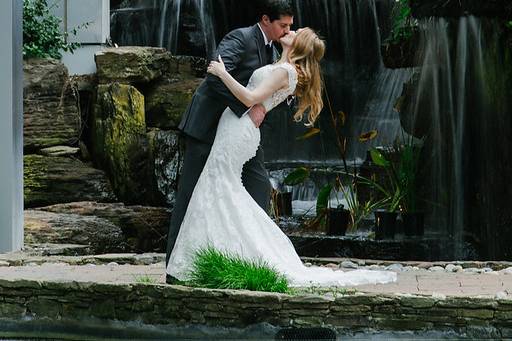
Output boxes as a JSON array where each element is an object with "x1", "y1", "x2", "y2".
[{"x1": 204, "y1": 29, "x2": 249, "y2": 117}]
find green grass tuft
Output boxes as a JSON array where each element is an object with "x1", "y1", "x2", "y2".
[{"x1": 187, "y1": 246, "x2": 290, "y2": 293}]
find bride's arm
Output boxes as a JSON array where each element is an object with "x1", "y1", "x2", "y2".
[{"x1": 207, "y1": 56, "x2": 289, "y2": 107}]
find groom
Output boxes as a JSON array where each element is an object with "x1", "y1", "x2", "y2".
[{"x1": 165, "y1": 0, "x2": 294, "y2": 283}]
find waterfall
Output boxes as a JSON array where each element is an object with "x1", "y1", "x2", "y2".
[
  {"x1": 408, "y1": 16, "x2": 512, "y2": 259},
  {"x1": 110, "y1": 0, "x2": 403, "y2": 163}
]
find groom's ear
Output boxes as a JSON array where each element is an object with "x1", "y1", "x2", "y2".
[{"x1": 261, "y1": 15, "x2": 271, "y2": 26}]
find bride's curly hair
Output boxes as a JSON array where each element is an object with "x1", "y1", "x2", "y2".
[{"x1": 288, "y1": 28, "x2": 326, "y2": 126}]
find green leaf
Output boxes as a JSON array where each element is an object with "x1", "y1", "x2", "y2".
[
  {"x1": 283, "y1": 167, "x2": 310, "y2": 186},
  {"x1": 370, "y1": 148, "x2": 390, "y2": 167},
  {"x1": 316, "y1": 184, "x2": 332, "y2": 214}
]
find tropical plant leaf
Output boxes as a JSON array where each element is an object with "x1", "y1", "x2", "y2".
[
  {"x1": 359, "y1": 130, "x2": 378, "y2": 142},
  {"x1": 316, "y1": 184, "x2": 332, "y2": 214},
  {"x1": 296, "y1": 128, "x2": 321, "y2": 140},
  {"x1": 370, "y1": 148, "x2": 390, "y2": 167},
  {"x1": 283, "y1": 167, "x2": 310, "y2": 186}
]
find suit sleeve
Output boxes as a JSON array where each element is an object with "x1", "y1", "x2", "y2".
[{"x1": 204, "y1": 29, "x2": 250, "y2": 117}]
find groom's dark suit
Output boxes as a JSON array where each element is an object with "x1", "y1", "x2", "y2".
[{"x1": 166, "y1": 24, "x2": 278, "y2": 265}]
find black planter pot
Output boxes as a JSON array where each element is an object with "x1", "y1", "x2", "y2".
[
  {"x1": 374, "y1": 210, "x2": 398, "y2": 240},
  {"x1": 326, "y1": 208, "x2": 350, "y2": 236},
  {"x1": 402, "y1": 211, "x2": 425, "y2": 237},
  {"x1": 275, "y1": 191, "x2": 293, "y2": 217}
]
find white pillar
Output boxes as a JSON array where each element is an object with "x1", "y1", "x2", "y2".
[
  {"x1": 0, "y1": 0, "x2": 23, "y2": 253},
  {"x1": 53, "y1": 0, "x2": 111, "y2": 75}
]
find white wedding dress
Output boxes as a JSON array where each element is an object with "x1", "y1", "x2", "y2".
[{"x1": 167, "y1": 63, "x2": 396, "y2": 287}]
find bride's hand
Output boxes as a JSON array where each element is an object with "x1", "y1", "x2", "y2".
[{"x1": 207, "y1": 55, "x2": 226, "y2": 77}]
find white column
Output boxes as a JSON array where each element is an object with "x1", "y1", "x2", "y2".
[
  {"x1": 0, "y1": 0, "x2": 23, "y2": 253},
  {"x1": 55, "y1": 0, "x2": 111, "y2": 75}
]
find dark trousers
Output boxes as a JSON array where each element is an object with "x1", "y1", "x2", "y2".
[{"x1": 165, "y1": 134, "x2": 271, "y2": 266}]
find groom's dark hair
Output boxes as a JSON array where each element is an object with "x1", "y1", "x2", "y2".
[{"x1": 256, "y1": 0, "x2": 294, "y2": 22}]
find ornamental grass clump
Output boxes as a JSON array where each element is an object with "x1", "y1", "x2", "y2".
[{"x1": 188, "y1": 246, "x2": 290, "y2": 293}]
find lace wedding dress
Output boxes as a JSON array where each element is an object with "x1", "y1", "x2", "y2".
[{"x1": 167, "y1": 63, "x2": 397, "y2": 287}]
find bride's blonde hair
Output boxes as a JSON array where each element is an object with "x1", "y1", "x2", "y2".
[{"x1": 288, "y1": 28, "x2": 325, "y2": 126}]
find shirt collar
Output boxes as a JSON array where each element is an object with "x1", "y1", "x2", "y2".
[{"x1": 257, "y1": 23, "x2": 272, "y2": 46}]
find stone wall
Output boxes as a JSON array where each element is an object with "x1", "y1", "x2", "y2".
[{"x1": 0, "y1": 279, "x2": 511, "y2": 338}]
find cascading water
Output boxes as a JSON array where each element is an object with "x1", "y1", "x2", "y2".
[
  {"x1": 110, "y1": 0, "x2": 411, "y2": 212},
  {"x1": 404, "y1": 16, "x2": 512, "y2": 259},
  {"x1": 111, "y1": 0, "x2": 405, "y2": 162}
]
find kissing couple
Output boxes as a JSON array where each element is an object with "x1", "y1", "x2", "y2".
[{"x1": 165, "y1": 0, "x2": 396, "y2": 287}]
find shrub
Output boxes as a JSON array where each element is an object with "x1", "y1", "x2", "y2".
[
  {"x1": 188, "y1": 246, "x2": 290, "y2": 293},
  {"x1": 23, "y1": 0, "x2": 83, "y2": 59}
]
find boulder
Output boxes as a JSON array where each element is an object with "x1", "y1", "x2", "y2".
[
  {"x1": 23, "y1": 58, "x2": 80, "y2": 151},
  {"x1": 145, "y1": 78, "x2": 202, "y2": 129},
  {"x1": 24, "y1": 210, "x2": 128, "y2": 254},
  {"x1": 147, "y1": 129, "x2": 183, "y2": 206},
  {"x1": 24, "y1": 154, "x2": 116, "y2": 208},
  {"x1": 92, "y1": 83, "x2": 151, "y2": 204},
  {"x1": 95, "y1": 47, "x2": 172, "y2": 84},
  {"x1": 37, "y1": 201, "x2": 171, "y2": 253}
]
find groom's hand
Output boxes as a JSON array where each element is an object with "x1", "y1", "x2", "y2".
[{"x1": 248, "y1": 104, "x2": 266, "y2": 128}]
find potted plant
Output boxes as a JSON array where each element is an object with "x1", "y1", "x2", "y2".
[{"x1": 361, "y1": 133, "x2": 424, "y2": 239}]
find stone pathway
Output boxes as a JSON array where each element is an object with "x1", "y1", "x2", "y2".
[{"x1": 1, "y1": 249, "x2": 512, "y2": 298}]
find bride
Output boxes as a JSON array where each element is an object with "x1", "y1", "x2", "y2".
[{"x1": 166, "y1": 28, "x2": 396, "y2": 287}]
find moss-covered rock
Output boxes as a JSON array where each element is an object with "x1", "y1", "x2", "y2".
[
  {"x1": 24, "y1": 154, "x2": 116, "y2": 208},
  {"x1": 92, "y1": 83, "x2": 150, "y2": 204}
]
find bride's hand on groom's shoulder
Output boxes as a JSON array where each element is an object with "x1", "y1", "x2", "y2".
[{"x1": 207, "y1": 55, "x2": 226, "y2": 77}]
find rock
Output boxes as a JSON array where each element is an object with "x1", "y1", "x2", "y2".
[
  {"x1": 428, "y1": 266, "x2": 445, "y2": 272},
  {"x1": 386, "y1": 264, "x2": 404, "y2": 272},
  {"x1": 501, "y1": 267, "x2": 512, "y2": 274},
  {"x1": 368, "y1": 264, "x2": 382, "y2": 270},
  {"x1": 24, "y1": 155, "x2": 116, "y2": 208},
  {"x1": 445, "y1": 264, "x2": 463, "y2": 272},
  {"x1": 92, "y1": 83, "x2": 150, "y2": 204},
  {"x1": 145, "y1": 78, "x2": 202, "y2": 129},
  {"x1": 496, "y1": 291, "x2": 508, "y2": 299},
  {"x1": 37, "y1": 201, "x2": 171, "y2": 252},
  {"x1": 23, "y1": 59, "x2": 80, "y2": 151},
  {"x1": 416, "y1": 262, "x2": 433, "y2": 269},
  {"x1": 147, "y1": 129, "x2": 182, "y2": 206},
  {"x1": 482, "y1": 267, "x2": 494, "y2": 273},
  {"x1": 39, "y1": 146, "x2": 80, "y2": 157},
  {"x1": 464, "y1": 267, "x2": 481, "y2": 273},
  {"x1": 340, "y1": 260, "x2": 359, "y2": 269},
  {"x1": 24, "y1": 210, "x2": 128, "y2": 254},
  {"x1": 95, "y1": 47, "x2": 172, "y2": 84}
]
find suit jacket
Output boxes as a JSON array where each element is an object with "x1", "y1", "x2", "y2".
[{"x1": 178, "y1": 24, "x2": 278, "y2": 144}]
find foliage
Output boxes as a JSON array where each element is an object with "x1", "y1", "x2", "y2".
[
  {"x1": 188, "y1": 246, "x2": 290, "y2": 293},
  {"x1": 290, "y1": 87, "x2": 383, "y2": 231},
  {"x1": 23, "y1": 0, "x2": 85, "y2": 59},
  {"x1": 284, "y1": 167, "x2": 310, "y2": 186},
  {"x1": 339, "y1": 178, "x2": 386, "y2": 231},
  {"x1": 386, "y1": 0, "x2": 416, "y2": 44},
  {"x1": 360, "y1": 133, "x2": 423, "y2": 213},
  {"x1": 134, "y1": 274, "x2": 158, "y2": 284}
]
